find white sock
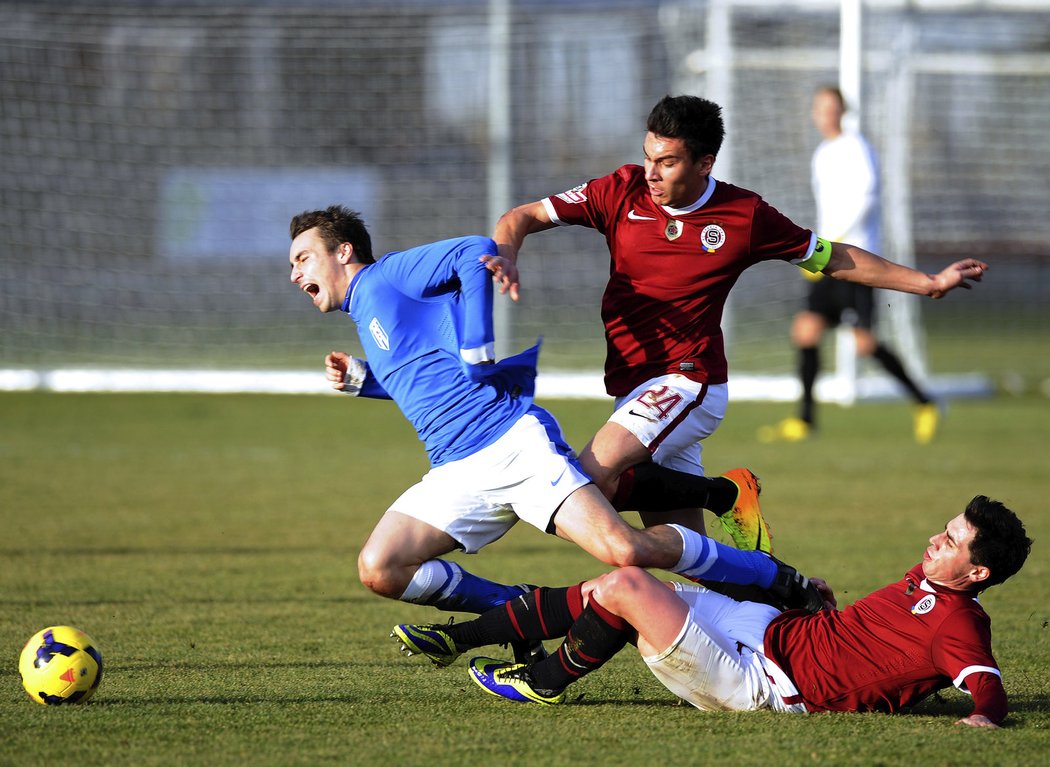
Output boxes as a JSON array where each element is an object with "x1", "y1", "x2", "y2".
[{"x1": 399, "y1": 560, "x2": 462, "y2": 604}]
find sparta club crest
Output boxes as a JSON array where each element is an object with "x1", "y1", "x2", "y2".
[
  {"x1": 700, "y1": 224, "x2": 727, "y2": 253},
  {"x1": 911, "y1": 594, "x2": 937, "y2": 616}
]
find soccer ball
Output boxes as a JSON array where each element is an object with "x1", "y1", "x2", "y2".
[{"x1": 18, "y1": 626, "x2": 103, "y2": 705}]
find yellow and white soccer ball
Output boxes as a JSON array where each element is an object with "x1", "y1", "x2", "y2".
[{"x1": 18, "y1": 626, "x2": 103, "y2": 705}]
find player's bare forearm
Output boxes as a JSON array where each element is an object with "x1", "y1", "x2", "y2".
[
  {"x1": 492, "y1": 202, "x2": 555, "y2": 261},
  {"x1": 490, "y1": 201, "x2": 555, "y2": 300},
  {"x1": 955, "y1": 714, "x2": 1000, "y2": 728},
  {"x1": 824, "y1": 243, "x2": 987, "y2": 298}
]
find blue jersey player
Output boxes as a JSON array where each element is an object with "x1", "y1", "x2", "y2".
[{"x1": 287, "y1": 205, "x2": 824, "y2": 658}]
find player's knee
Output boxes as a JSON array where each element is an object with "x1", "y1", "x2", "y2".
[
  {"x1": 599, "y1": 566, "x2": 648, "y2": 593},
  {"x1": 854, "y1": 330, "x2": 877, "y2": 356},
  {"x1": 590, "y1": 567, "x2": 649, "y2": 612},
  {"x1": 792, "y1": 313, "x2": 824, "y2": 347},
  {"x1": 357, "y1": 549, "x2": 402, "y2": 599}
]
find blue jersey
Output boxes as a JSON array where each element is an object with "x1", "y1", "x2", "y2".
[{"x1": 341, "y1": 236, "x2": 538, "y2": 466}]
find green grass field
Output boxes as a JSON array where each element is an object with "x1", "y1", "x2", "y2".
[{"x1": 1, "y1": 391, "x2": 1048, "y2": 766}]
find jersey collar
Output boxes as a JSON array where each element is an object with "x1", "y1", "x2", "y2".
[
  {"x1": 342, "y1": 267, "x2": 369, "y2": 314},
  {"x1": 918, "y1": 575, "x2": 981, "y2": 602}
]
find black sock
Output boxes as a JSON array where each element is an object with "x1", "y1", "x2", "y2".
[
  {"x1": 528, "y1": 597, "x2": 632, "y2": 693},
  {"x1": 446, "y1": 585, "x2": 583, "y2": 651},
  {"x1": 610, "y1": 463, "x2": 735, "y2": 514},
  {"x1": 872, "y1": 344, "x2": 930, "y2": 404},
  {"x1": 799, "y1": 346, "x2": 819, "y2": 425}
]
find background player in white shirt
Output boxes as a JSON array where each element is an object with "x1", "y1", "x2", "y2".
[{"x1": 761, "y1": 86, "x2": 940, "y2": 445}]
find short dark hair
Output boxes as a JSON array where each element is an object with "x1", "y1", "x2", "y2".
[
  {"x1": 646, "y1": 95, "x2": 725, "y2": 162},
  {"x1": 289, "y1": 204, "x2": 374, "y2": 264},
  {"x1": 964, "y1": 495, "x2": 1032, "y2": 589}
]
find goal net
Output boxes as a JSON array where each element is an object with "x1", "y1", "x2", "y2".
[{"x1": 1, "y1": 1, "x2": 1047, "y2": 397}]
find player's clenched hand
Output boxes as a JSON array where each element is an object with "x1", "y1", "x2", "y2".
[
  {"x1": 325, "y1": 351, "x2": 352, "y2": 390},
  {"x1": 325, "y1": 351, "x2": 369, "y2": 396},
  {"x1": 930, "y1": 259, "x2": 988, "y2": 298},
  {"x1": 810, "y1": 577, "x2": 838, "y2": 611},
  {"x1": 480, "y1": 253, "x2": 521, "y2": 302}
]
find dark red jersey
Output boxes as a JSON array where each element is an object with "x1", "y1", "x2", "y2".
[
  {"x1": 544, "y1": 165, "x2": 816, "y2": 395},
  {"x1": 763, "y1": 564, "x2": 1007, "y2": 722}
]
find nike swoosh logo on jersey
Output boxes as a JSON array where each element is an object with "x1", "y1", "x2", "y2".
[
  {"x1": 627, "y1": 209, "x2": 657, "y2": 221},
  {"x1": 550, "y1": 466, "x2": 568, "y2": 486},
  {"x1": 628, "y1": 408, "x2": 658, "y2": 422}
]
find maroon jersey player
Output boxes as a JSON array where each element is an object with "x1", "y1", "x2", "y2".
[
  {"x1": 396, "y1": 495, "x2": 1030, "y2": 727},
  {"x1": 485, "y1": 95, "x2": 988, "y2": 551},
  {"x1": 545, "y1": 165, "x2": 817, "y2": 396}
]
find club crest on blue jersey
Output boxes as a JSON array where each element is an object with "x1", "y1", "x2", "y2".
[
  {"x1": 369, "y1": 317, "x2": 390, "y2": 351},
  {"x1": 911, "y1": 593, "x2": 937, "y2": 615},
  {"x1": 700, "y1": 224, "x2": 726, "y2": 252}
]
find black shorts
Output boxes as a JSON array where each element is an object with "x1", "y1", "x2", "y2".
[{"x1": 805, "y1": 278, "x2": 875, "y2": 330}]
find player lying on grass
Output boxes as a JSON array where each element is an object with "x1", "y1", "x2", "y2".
[
  {"x1": 393, "y1": 495, "x2": 1030, "y2": 729},
  {"x1": 288, "y1": 205, "x2": 821, "y2": 661}
]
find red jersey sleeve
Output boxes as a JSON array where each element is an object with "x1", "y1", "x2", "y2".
[
  {"x1": 544, "y1": 166, "x2": 636, "y2": 235},
  {"x1": 932, "y1": 607, "x2": 1007, "y2": 723},
  {"x1": 748, "y1": 197, "x2": 815, "y2": 264},
  {"x1": 963, "y1": 670, "x2": 1008, "y2": 724}
]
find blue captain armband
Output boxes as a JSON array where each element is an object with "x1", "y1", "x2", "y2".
[{"x1": 798, "y1": 236, "x2": 833, "y2": 274}]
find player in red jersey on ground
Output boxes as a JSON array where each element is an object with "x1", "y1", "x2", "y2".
[
  {"x1": 394, "y1": 495, "x2": 1030, "y2": 728},
  {"x1": 485, "y1": 95, "x2": 987, "y2": 552}
]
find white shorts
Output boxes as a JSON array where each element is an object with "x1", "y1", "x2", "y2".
[
  {"x1": 389, "y1": 410, "x2": 591, "y2": 554},
  {"x1": 641, "y1": 584, "x2": 806, "y2": 713},
  {"x1": 608, "y1": 375, "x2": 728, "y2": 476}
]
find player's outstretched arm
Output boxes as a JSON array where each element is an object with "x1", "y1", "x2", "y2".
[
  {"x1": 490, "y1": 201, "x2": 557, "y2": 301},
  {"x1": 824, "y1": 243, "x2": 987, "y2": 298},
  {"x1": 929, "y1": 259, "x2": 988, "y2": 298}
]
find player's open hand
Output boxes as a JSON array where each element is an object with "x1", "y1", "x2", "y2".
[
  {"x1": 480, "y1": 253, "x2": 521, "y2": 302},
  {"x1": 956, "y1": 714, "x2": 999, "y2": 728},
  {"x1": 325, "y1": 351, "x2": 352, "y2": 390},
  {"x1": 930, "y1": 259, "x2": 988, "y2": 298}
]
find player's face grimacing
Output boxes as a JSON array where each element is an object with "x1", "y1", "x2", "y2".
[
  {"x1": 921, "y1": 513, "x2": 989, "y2": 591},
  {"x1": 642, "y1": 133, "x2": 713, "y2": 209},
  {"x1": 289, "y1": 227, "x2": 352, "y2": 313}
]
